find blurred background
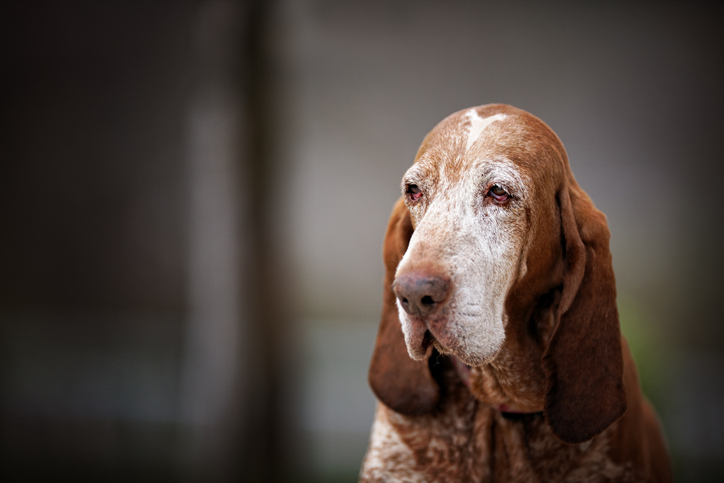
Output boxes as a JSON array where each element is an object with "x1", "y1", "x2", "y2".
[{"x1": 1, "y1": 1, "x2": 723, "y2": 481}]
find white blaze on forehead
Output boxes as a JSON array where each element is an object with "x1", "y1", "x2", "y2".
[{"x1": 464, "y1": 110, "x2": 507, "y2": 152}]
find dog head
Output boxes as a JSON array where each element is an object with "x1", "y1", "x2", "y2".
[{"x1": 369, "y1": 104, "x2": 626, "y2": 444}]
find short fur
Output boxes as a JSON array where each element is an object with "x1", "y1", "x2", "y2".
[{"x1": 362, "y1": 104, "x2": 670, "y2": 482}]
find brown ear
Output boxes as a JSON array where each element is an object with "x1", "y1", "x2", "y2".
[
  {"x1": 368, "y1": 197, "x2": 439, "y2": 415},
  {"x1": 543, "y1": 184, "x2": 627, "y2": 444}
]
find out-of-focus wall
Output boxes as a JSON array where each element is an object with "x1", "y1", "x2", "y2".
[
  {"x1": 1, "y1": 1, "x2": 723, "y2": 482},
  {"x1": 0, "y1": 1, "x2": 267, "y2": 481}
]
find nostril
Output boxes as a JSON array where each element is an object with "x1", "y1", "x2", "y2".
[{"x1": 421, "y1": 295, "x2": 434, "y2": 306}]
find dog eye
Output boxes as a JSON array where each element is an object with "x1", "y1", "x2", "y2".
[
  {"x1": 488, "y1": 184, "x2": 509, "y2": 202},
  {"x1": 406, "y1": 184, "x2": 422, "y2": 202}
]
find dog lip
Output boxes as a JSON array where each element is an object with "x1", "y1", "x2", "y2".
[
  {"x1": 422, "y1": 330, "x2": 435, "y2": 349},
  {"x1": 403, "y1": 315, "x2": 438, "y2": 360},
  {"x1": 451, "y1": 355, "x2": 472, "y2": 388},
  {"x1": 405, "y1": 313, "x2": 498, "y2": 366}
]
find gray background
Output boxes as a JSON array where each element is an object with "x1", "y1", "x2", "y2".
[{"x1": 1, "y1": 1, "x2": 723, "y2": 481}]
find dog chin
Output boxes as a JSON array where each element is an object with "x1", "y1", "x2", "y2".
[
  {"x1": 402, "y1": 316, "x2": 502, "y2": 367},
  {"x1": 452, "y1": 346, "x2": 501, "y2": 368},
  {"x1": 436, "y1": 339, "x2": 501, "y2": 368}
]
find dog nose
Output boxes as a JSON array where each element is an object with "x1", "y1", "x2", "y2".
[{"x1": 393, "y1": 272, "x2": 451, "y2": 317}]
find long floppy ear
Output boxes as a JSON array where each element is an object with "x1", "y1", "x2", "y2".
[
  {"x1": 368, "y1": 197, "x2": 439, "y2": 415},
  {"x1": 543, "y1": 184, "x2": 627, "y2": 444}
]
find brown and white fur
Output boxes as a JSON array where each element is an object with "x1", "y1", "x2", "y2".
[{"x1": 361, "y1": 104, "x2": 671, "y2": 482}]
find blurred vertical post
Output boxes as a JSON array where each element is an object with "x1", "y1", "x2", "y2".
[
  {"x1": 241, "y1": 0, "x2": 290, "y2": 480},
  {"x1": 182, "y1": 0, "x2": 246, "y2": 480},
  {"x1": 182, "y1": 0, "x2": 286, "y2": 481}
]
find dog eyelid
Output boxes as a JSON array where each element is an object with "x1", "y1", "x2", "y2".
[
  {"x1": 490, "y1": 184, "x2": 507, "y2": 196},
  {"x1": 405, "y1": 183, "x2": 423, "y2": 202},
  {"x1": 486, "y1": 183, "x2": 510, "y2": 203}
]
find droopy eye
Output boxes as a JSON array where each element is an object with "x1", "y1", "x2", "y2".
[
  {"x1": 488, "y1": 184, "x2": 509, "y2": 202},
  {"x1": 406, "y1": 184, "x2": 422, "y2": 202}
]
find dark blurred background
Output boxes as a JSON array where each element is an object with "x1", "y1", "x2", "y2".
[{"x1": 1, "y1": 1, "x2": 723, "y2": 482}]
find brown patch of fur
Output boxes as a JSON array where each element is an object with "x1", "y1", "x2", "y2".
[{"x1": 363, "y1": 362, "x2": 644, "y2": 482}]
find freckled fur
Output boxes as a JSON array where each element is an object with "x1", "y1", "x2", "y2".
[{"x1": 363, "y1": 104, "x2": 671, "y2": 482}]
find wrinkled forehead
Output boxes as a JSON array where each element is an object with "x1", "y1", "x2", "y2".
[{"x1": 411, "y1": 105, "x2": 567, "y2": 188}]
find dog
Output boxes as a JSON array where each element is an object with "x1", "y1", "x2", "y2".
[{"x1": 360, "y1": 104, "x2": 671, "y2": 482}]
